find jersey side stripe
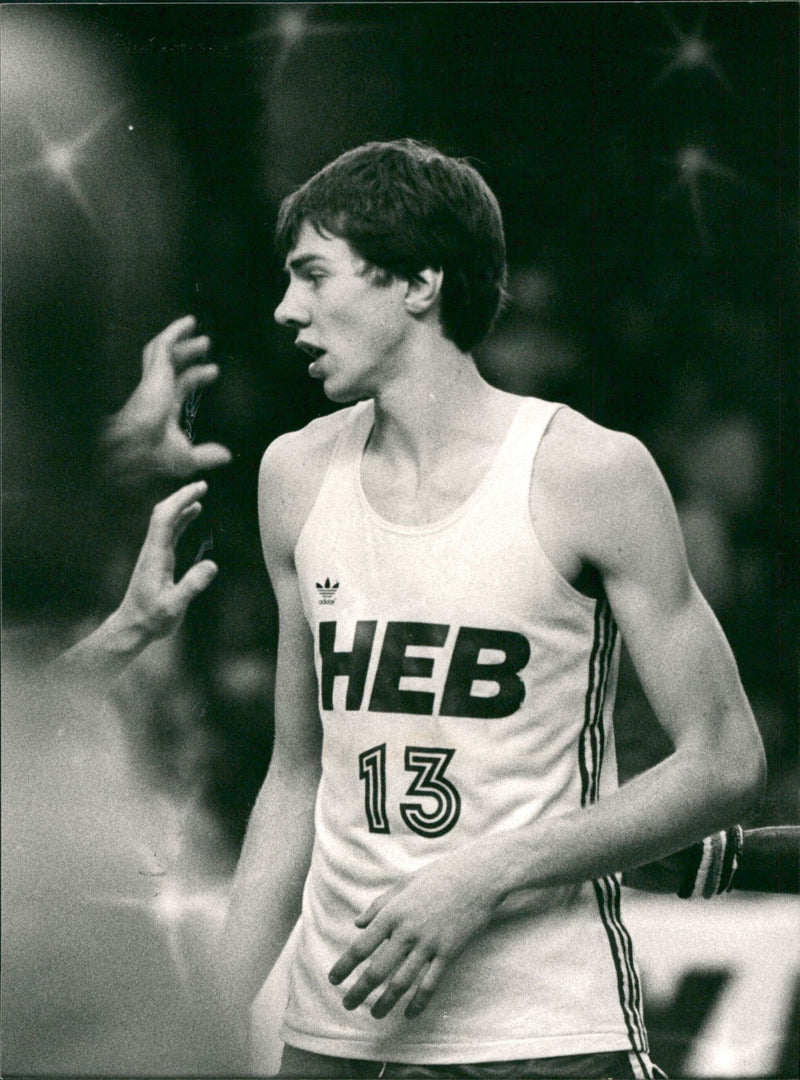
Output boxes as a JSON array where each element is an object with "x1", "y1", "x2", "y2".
[
  {"x1": 581, "y1": 597, "x2": 648, "y2": 1053},
  {"x1": 593, "y1": 875, "x2": 648, "y2": 1052},
  {"x1": 580, "y1": 596, "x2": 615, "y2": 808},
  {"x1": 590, "y1": 600, "x2": 616, "y2": 802},
  {"x1": 628, "y1": 1048, "x2": 658, "y2": 1078},
  {"x1": 579, "y1": 598, "x2": 605, "y2": 807},
  {"x1": 608, "y1": 873, "x2": 648, "y2": 1048}
]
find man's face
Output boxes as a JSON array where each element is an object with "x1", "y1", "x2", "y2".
[{"x1": 275, "y1": 221, "x2": 410, "y2": 402}]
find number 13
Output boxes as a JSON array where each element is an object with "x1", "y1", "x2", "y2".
[{"x1": 358, "y1": 744, "x2": 461, "y2": 838}]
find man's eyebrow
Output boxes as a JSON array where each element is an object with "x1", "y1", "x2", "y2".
[{"x1": 285, "y1": 253, "x2": 329, "y2": 273}]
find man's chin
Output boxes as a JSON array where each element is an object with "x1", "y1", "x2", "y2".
[{"x1": 322, "y1": 382, "x2": 363, "y2": 404}]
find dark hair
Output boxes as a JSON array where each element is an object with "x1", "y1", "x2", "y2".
[{"x1": 275, "y1": 139, "x2": 507, "y2": 352}]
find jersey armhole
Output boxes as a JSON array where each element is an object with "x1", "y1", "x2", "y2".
[{"x1": 526, "y1": 403, "x2": 600, "y2": 606}]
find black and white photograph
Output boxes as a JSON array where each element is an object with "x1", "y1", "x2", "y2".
[{"x1": 2, "y1": 3, "x2": 798, "y2": 1078}]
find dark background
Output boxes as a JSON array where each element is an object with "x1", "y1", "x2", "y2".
[{"x1": 2, "y1": 4, "x2": 798, "y2": 1076}]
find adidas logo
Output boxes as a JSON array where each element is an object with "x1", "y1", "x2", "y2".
[{"x1": 316, "y1": 578, "x2": 339, "y2": 605}]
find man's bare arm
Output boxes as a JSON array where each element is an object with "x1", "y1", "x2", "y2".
[{"x1": 215, "y1": 436, "x2": 325, "y2": 1039}]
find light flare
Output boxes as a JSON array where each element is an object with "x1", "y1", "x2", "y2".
[
  {"x1": 89, "y1": 877, "x2": 228, "y2": 998},
  {"x1": 2, "y1": 100, "x2": 127, "y2": 229},
  {"x1": 660, "y1": 144, "x2": 746, "y2": 254},
  {"x1": 649, "y1": 8, "x2": 732, "y2": 93},
  {"x1": 243, "y1": 5, "x2": 384, "y2": 87}
]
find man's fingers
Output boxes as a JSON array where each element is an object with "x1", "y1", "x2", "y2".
[
  {"x1": 189, "y1": 442, "x2": 233, "y2": 472},
  {"x1": 147, "y1": 481, "x2": 209, "y2": 542},
  {"x1": 340, "y1": 938, "x2": 414, "y2": 1012},
  {"x1": 157, "y1": 440, "x2": 232, "y2": 481},
  {"x1": 173, "y1": 500, "x2": 204, "y2": 545},
  {"x1": 404, "y1": 956, "x2": 445, "y2": 1019},
  {"x1": 354, "y1": 891, "x2": 392, "y2": 929},
  {"x1": 171, "y1": 336, "x2": 212, "y2": 371},
  {"x1": 174, "y1": 559, "x2": 219, "y2": 608},
  {"x1": 370, "y1": 948, "x2": 431, "y2": 1019},
  {"x1": 179, "y1": 362, "x2": 220, "y2": 396},
  {"x1": 142, "y1": 315, "x2": 198, "y2": 370},
  {"x1": 329, "y1": 918, "x2": 393, "y2": 986}
]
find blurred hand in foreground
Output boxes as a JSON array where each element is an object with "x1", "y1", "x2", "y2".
[
  {"x1": 57, "y1": 481, "x2": 218, "y2": 683},
  {"x1": 103, "y1": 315, "x2": 232, "y2": 485}
]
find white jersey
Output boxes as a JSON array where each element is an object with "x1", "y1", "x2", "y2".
[{"x1": 282, "y1": 397, "x2": 648, "y2": 1064}]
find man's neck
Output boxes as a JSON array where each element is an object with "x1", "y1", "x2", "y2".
[{"x1": 368, "y1": 340, "x2": 511, "y2": 467}]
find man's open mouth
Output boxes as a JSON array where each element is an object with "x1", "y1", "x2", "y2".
[{"x1": 296, "y1": 341, "x2": 325, "y2": 359}]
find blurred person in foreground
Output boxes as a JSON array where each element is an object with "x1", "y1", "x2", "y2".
[
  {"x1": 1, "y1": 317, "x2": 244, "y2": 1074},
  {"x1": 21, "y1": 314, "x2": 230, "y2": 718},
  {"x1": 217, "y1": 139, "x2": 765, "y2": 1079}
]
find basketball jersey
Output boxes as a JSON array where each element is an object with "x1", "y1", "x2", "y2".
[{"x1": 282, "y1": 397, "x2": 648, "y2": 1064}]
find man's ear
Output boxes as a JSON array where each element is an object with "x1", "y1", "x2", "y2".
[{"x1": 404, "y1": 268, "x2": 443, "y2": 316}]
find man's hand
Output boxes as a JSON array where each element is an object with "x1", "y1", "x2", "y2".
[
  {"x1": 103, "y1": 315, "x2": 232, "y2": 485},
  {"x1": 112, "y1": 479, "x2": 218, "y2": 644},
  {"x1": 54, "y1": 481, "x2": 218, "y2": 684},
  {"x1": 328, "y1": 850, "x2": 497, "y2": 1021}
]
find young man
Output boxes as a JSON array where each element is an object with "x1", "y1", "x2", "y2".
[{"x1": 219, "y1": 140, "x2": 765, "y2": 1078}]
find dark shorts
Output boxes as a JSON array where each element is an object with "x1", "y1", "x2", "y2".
[{"x1": 278, "y1": 1045, "x2": 665, "y2": 1079}]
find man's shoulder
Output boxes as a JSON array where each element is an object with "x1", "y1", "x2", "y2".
[
  {"x1": 258, "y1": 405, "x2": 364, "y2": 549},
  {"x1": 541, "y1": 405, "x2": 653, "y2": 486},
  {"x1": 261, "y1": 405, "x2": 361, "y2": 481},
  {"x1": 535, "y1": 404, "x2": 679, "y2": 573}
]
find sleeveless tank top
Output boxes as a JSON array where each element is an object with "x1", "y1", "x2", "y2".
[{"x1": 282, "y1": 397, "x2": 648, "y2": 1063}]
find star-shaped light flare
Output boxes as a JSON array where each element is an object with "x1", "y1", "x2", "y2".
[
  {"x1": 83, "y1": 778, "x2": 230, "y2": 999},
  {"x1": 2, "y1": 101, "x2": 126, "y2": 229},
  {"x1": 648, "y1": 7, "x2": 732, "y2": 93},
  {"x1": 661, "y1": 144, "x2": 745, "y2": 253},
  {"x1": 242, "y1": 5, "x2": 384, "y2": 88},
  {"x1": 89, "y1": 877, "x2": 229, "y2": 999}
]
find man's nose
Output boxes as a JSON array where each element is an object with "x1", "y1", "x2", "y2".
[{"x1": 274, "y1": 283, "x2": 308, "y2": 328}]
